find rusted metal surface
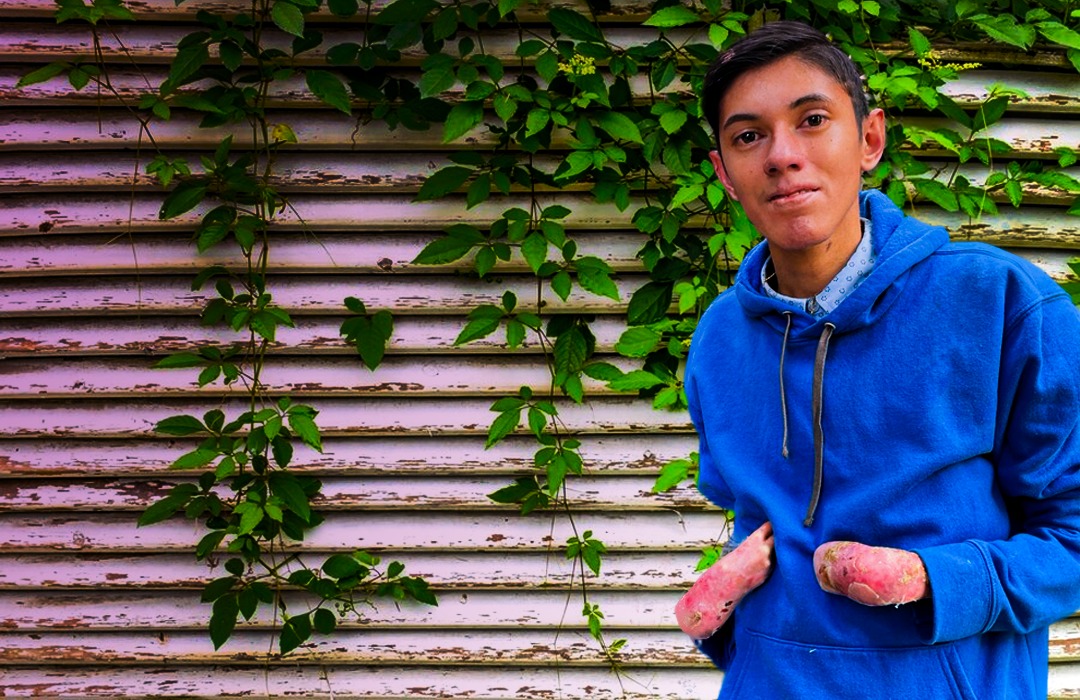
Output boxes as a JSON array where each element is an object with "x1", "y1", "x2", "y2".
[
  {"x1": 0, "y1": 550, "x2": 714, "y2": 589},
  {"x1": 0, "y1": 474, "x2": 712, "y2": 512},
  {"x1": 0, "y1": 510, "x2": 726, "y2": 552},
  {"x1": 5, "y1": 66, "x2": 1077, "y2": 113},
  {"x1": 0, "y1": 314, "x2": 633, "y2": 357},
  {"x1": 0, "y1": 396, "x2": 697, "y2": 438},
  {"x1": 0, "y1": 433, "x2": 695, "y2": 477}
]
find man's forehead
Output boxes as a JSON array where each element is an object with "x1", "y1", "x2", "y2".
[{"x1": 717, "y1": 59, "x2": 850, "y2": 123}]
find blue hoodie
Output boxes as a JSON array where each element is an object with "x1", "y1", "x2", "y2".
[{"x1": 685, "y1": 189, "x2": 1080, "y2": 699}]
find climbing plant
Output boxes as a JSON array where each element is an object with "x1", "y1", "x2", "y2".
[{"x1": 19, "y1": 0, "x2": 1080, "y2": 664}]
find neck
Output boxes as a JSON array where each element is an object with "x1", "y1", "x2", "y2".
[{"x1": 770, "y1": 221, "x2": 862, "y2": 299}]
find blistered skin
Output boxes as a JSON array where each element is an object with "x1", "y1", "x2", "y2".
[
  {"x1": 814, "y1": 540, "x2": 929, "y2": 606},
  {"x1": 675, "y1": 522, "x2": 774, "y2": 640}
]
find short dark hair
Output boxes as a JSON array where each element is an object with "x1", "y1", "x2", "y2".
[{"x1": 702, "y1": 21, "x2": 869, "y2": 148}]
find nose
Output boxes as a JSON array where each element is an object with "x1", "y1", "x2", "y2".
[{"x1": 764, "y1": 129, "x2": 805, "y2": 175}]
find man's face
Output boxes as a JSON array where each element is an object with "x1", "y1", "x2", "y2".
[{"x1": 709, "y1": 55, "x2": 885, "y2": 255}]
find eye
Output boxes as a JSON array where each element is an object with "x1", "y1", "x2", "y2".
[
  {"x1": 804, "y1": 114, "x2": 827, "y2": 127},
  {"x1": 734, "y1": 130, "x2": 759, "y2": 145}
]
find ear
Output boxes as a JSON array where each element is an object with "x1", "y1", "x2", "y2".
[
  {"x1": 859, "y1": 108, "x2": 887, "y2": 173},
  {"x1": 709, "y1": 149, "x2": 740, "y2": 202}
]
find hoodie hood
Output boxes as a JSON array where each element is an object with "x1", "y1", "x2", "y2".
[{"x1": 734, "y1": 189, "x2": 950, "y2": 338}]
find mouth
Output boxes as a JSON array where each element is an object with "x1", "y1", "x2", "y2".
[{"x1": 769, "y1": 187, "x2": 819, "y2": 204}]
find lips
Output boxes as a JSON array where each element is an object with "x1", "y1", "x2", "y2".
[{"x1": 769, "y1": 186, "x2": 819, "y2": 202}]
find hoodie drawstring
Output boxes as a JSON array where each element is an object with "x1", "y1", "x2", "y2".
[
  {"x1": 777, "y1": 316, "x2": 836, "y2": 527},
  {"x1": 778, "y1": 312, "x2": 794, "y2": 460},
  {"x1": 804, "y1": 322, "x2": 836, "y2": 527}
]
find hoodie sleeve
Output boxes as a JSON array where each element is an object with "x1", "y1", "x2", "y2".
[
  {"x1": 914, "y1": 293, "x2": 1080, "y2": 644},
  {"x1": 683, "y1": 339, "x2": 738, "y2": 669}
]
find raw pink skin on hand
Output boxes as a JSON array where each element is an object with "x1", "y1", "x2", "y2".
[
  {"x1": 813, "y1": 541, "x2": 929, "y2": 606},
  {"x1": 675, "y1": 521, "x2": 774, "y2": 640}
]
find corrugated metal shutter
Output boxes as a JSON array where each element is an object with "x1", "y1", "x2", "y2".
[{"x1": 1, "y1": 2, "x2": 1078, "y2": 698}]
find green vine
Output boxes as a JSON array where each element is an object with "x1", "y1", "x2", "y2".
[{"x1": 20, "y1": 0, "x2": 1080, "y2": 667}]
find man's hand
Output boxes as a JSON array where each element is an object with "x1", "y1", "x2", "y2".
[
  {"x1": 814, "y1": 541, "x2": 928, "y2": 606},
  {"x1": 675, "y1": 521, "x2": 774, "y2": 640}
]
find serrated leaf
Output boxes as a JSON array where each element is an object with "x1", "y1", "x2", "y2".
[
  {"x1": 313, "y1": 608, "x2": 337, "y2": 635},
  {"x1": 653, "y1": 457, "x2": 693, "y2": 492},
  {"x1": 416, "y1": 166, "x2": 472, "y2": 201},
  {"x1": 627, "y1": 281, "x2": 673, "y2": 325},
  {"x1": 159, "y1": 181, "x2": 207, "y2": 219},
  {"x1": 17, "y1": 62, "x2": 68, "y2": 88},
  {"x1": 322, "y1": 553, "x2": 364, "y2": 579},
  {"x1": 1038, "y1": 21, "x2": 1080, "y2": 50},
  {"x1": 154, "y1": 352, "x2": 205, "y2": 369},
  {"x1": 155, "y1": 414, "x2": 206, "y2": 436},
  {"x1": 419, "y1": 53, "x2": 456, "y2": 97},
  {"x1": 270, "y1": 471, "x2": 312, "y2": 523},
  {"x1": 595, "y1": 111, "x2": 643, "y2": 144},
  {"x1": 454, "y1": 316, "x2": 501, "y2": 345},
  {"x1": 548, "y1": 7, "x2": 604, "y2": 42},
  {"x1": 908, "y1": 26, "x2": 931, "y2": 57},
  {"x1": 643, "y1": 5, "x2": 701, "y2": 27},
  {"x1": 608, "y1": 370, "x2": 664, "y2": 391},
  {"x1": 272, "y1": 1, "x2": 305, "y2": 37},
  {"x1": 306, "y1": 69, "x2": 351, "y2": 114},
  {"x1": 521, "y1": 232, "x2": 549, "y2": 273},
  {"x1": 209, "y1": 594, "x2": 239, "y2": 649},
  {"x1": 486, "y1": 409, "x2": 521, "y2": 448},
  {"x1": 412, "y1": 234, "x2": 476, "y2": 265},
  {"x1": 577, "y1": 265, "x2": 620, "y2": 301},
  {"x1": 913, "y1": 178, "x2": 959, "y2": 212},
  {"x1": 615, "y1": 326, "x2": 662, "y2": 357},
  {"x1": 288, "y1": 412, "x2": 323, "y2": 452},
  {"x1": 171, "y1": 448, "x2": 219, "y2": 470},
  {"x1": 280, "y1": 613, "x2": 311, "y2": 654},
  {"x1": 443, "y1": 101, "x2": 484, "y2": 143}
]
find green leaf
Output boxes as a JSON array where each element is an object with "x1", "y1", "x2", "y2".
[
  {"x1": 486, "y1": 409, "x2": 521, "y2": 448},
  {"x1": 1037, "y1": 21, "x2": 1080, "y2": 50},
  {"x1": 159, "y1": 181, "x2": 206, "y2": 220},
  {"x1": 306, "y1": 70, "x2": 351, "y2": 114},
  {"x1": 443, "y1": 101, "x2": 484, "y2": 143},
  {"x1": 419, "y1": 53, "x2": 456, "y2": 97},
  {"x1": 653, "y1": 456, "x2": 694, "y2": 492},
  {"x1": 595, "y1": 111, "x2": 643, "y2": 144},
  {"x1": 908, "y1": 26, "x2": 932, "y2": 57},
  {"x1": 659, "y1": 109, "x2": 688, "y2": 135},
  {"x1": 548, "y1": 7, "x2": 604, "y2": 43},
  {"x1": 615, "y1": 326, "x2": 663, "y2": 357},
  {"x1": 154, "y1": 352, "x2": 204, "y2": 369},
  {"x1": 171, "y1": 448, "x2": 218, "y2": 470},
  {"x1": 328, "y1": 0, "x2": 359, "y2": 16},
  {"x1": 576, "y1": 259, "x2": 620, "y2": 301},
  {"x1": 373, "y1": 0, "x2": 438, "y2": 25},
  {"x1": 521, "y1": 232, "x2": 548, "y2": 273},
  {"x1": 270, "y1": 471, "x2": 312, "y2": 523},
  {"x1": 280, "y1": 613, "x2": 311, "y2": 654},
  {"x1": 17, "y1": 62, "x2": 68, "y2": 88},
  {"x1": 209, "y1": 594, "x2": 239, "y2": 649},
  {"x1": 416, "y1": 166, "x2": 472, "y2": 201},
  {"x1": 412, "y1": 234, "x2": 476, "y2": 265},
  {"x1": 551, "y1": 270, "x2": 572, "y2": 301},
  {"x1": 913, "y1": 178, "x2": 959, "y2": 212},
  {"x1": 168, "y1": 42, "x2": 208, "y2": 85},
  {"x1": 643, "y1": 5, "x2": 701, "y2": 27},
  {"x1": 313, "y1": 608, "x2": 337, "y2": 635},
  {"x1": 155, "y1": 415, "x2": 206, "y2": 436},
  {"x1": 288, "y1": 412, "x2": 323, "y2": 452},
  {"x1": 608, "y1": 370, "x2": 664, "y2": 391},
  {"x1": 272, "y1": 1, "x2": 306, "y2": 37},
  {"x1": 626, "y1": 281, "x2": 673, "y2": 325},
  {"x1": 322, "y1": 553, "x2": 365, "y2": 579},
  {"x1": 970, "y1": 14, "x2": 1035, "y2": 49},
  {"x1": 455, "y1": 315, "x2": 501, "y2": 345}
]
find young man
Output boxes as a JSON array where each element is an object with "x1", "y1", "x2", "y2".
[{"x1": 675, "y1": 20, "x2": 1080, "y2": 699}]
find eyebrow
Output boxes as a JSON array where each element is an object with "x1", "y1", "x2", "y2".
[{"x1": 721, "y1": 92, "x2": 833, "y2": 131}]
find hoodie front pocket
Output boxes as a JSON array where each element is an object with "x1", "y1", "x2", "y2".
[{"x1": 719, "y1": 630, "x2": 978, "y2": 700}]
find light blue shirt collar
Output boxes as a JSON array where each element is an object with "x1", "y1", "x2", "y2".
[{"x1": 761, "y1": 218, "x2": 875, "y2": 318}]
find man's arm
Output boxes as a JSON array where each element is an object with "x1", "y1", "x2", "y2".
[{"x1": 821, "y1": 294, "x2": 1080, "y2": 640}]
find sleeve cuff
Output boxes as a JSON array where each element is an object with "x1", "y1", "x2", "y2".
[{"x1": 912, "y1": 541, "x2": 994, "y2": 644}]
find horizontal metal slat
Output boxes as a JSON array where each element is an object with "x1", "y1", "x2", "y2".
[
  {"x1": 0, "y1": 474, "x2": 709, "y2": 512},
  {"x1": 0, "y1": 396, "x2": 694, "y2": 438},
  {"x1": 0, "y1": 314, "x2": 633, "y2": 357},
  {"x1": 0, "y1": 510, "x2": 727, "y2": 552},
  {"x1": 0, "y1": 665, "x2": 730, "y2": 699},
  {"x1": 0, "y1": 230, "x2": 649, "y2": 275},
  {"x1": 0, "y1": 588, "x2": 686, "y2": 630},
  {"x1": 0, "y1": 628, "x2": 703, "y2": 665},
  {"x1": 4, "y1": 191, "x2": 1079, "y2": 246},
  {"x1": 0, "y1": 550, "x2": 713, "y2": 589},
  {"x1": 0, "y1": 273, "x2": 645, "y2": 317},
  {"x1": 0, "y1": 354, "x2": 644, "y2": 398},
  {"x1": 5, "y1": 67, "x2": 1077, "y2": 112},
  {"x1": 2, "y1": 109, "x2": 1075, "y2": 156},
  {"x1": 0, "y1": 433, "x2": 697, "y2": 477}
]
